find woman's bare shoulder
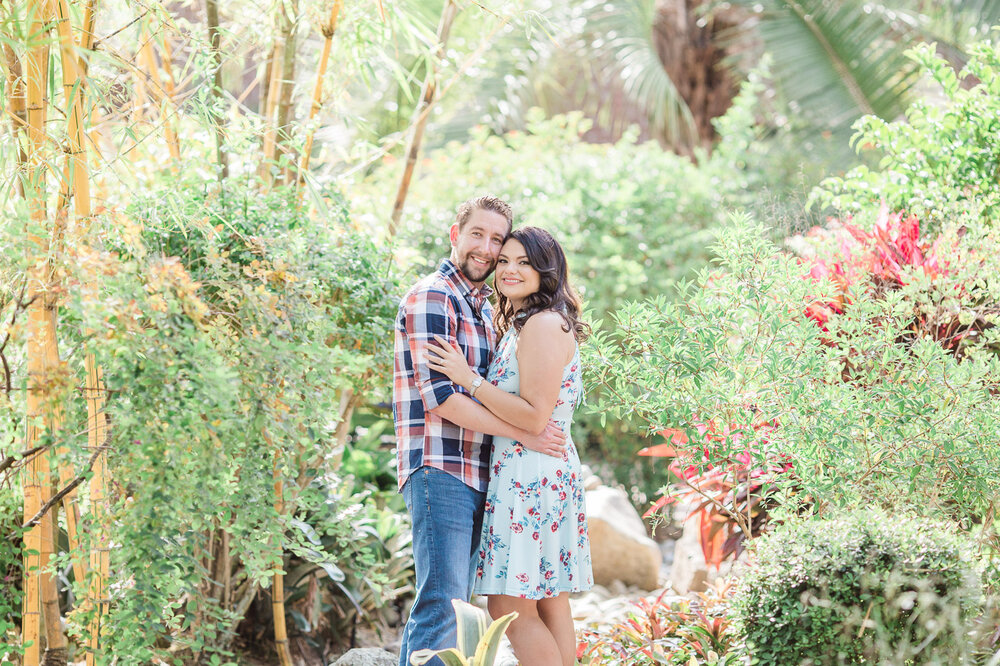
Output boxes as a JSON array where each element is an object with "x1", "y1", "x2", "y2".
[{"x1": 519, "y1": 311, "x2": 575, "y2": 359}]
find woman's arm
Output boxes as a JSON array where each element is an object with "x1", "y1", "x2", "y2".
[{"x1": 426, "y1": 311, "x2": 575, "y2": 435}]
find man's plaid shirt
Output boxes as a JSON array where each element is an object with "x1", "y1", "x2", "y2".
[{"x1": 393, "y1": 259, "x2": 497, "y2": 492}]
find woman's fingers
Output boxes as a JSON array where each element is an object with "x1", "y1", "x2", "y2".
[{"x1": 432, "y1": 334, "x2": 462, "y2": 353}]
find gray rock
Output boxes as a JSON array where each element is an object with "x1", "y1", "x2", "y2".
[
  {"x1": 332, "y1": 647, "x2": 398, "y2": 666},
  {"x1": 585, "y1": 486, "x2": 662, "y2": 591},
  {"x1": 494, "y1": 635, "x2": 519, "y2": 666},
  {"x1": 580, "y1": 463, "x2": 602, "y2": 490}
]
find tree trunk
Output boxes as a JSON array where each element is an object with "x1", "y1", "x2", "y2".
[
  {"x1": 652, "y1": 0, "x2": 740, "y2": 150},
  {"x1": 388, "y1": 0, "x2": 460, "y2": 239}
]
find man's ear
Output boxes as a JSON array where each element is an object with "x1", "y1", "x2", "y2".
[{"x1": 449, "y1": 223, "x2": 459, "y2": 246}]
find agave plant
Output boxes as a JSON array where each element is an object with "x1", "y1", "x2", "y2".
[{"x1": 410, "y1": 599, "x2": 518, "y2": 666}]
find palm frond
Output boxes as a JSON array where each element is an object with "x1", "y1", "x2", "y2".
[
  {"x1": 727, "y1": 0, "x2": 926, "y2": 141},
  {"x1": 579, "y1": 0, "x2": 698, "y2": 146}
]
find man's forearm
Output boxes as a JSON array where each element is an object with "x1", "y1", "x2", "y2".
[{"x1": 430, "y1": 393, "x2": 526, "y2": 441}]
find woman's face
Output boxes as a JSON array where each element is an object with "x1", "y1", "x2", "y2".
[{"x1": 495, "y1": 239, "x2": 541, "y2": 304}]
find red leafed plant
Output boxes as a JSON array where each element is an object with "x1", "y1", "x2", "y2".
[
  {"x1": 801, "y1": 204, "x2": 952, "y2": 331},
  {"x1": 799, "y1": 205, "x2": 998, "y2": 355},
  {"x1": 640, "y1": 421, "x2": 796, "y2": 569},
  {"x1": 577, "y1": 580, "x2": 741, "y2": 665}
]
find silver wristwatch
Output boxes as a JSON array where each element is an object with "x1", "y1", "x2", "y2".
[{"x1": 469, "y1": 375, "x2": 484, "y2": 397}]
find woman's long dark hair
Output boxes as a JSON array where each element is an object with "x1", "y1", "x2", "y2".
[{"x1": 494, "y1": 226, "x2": 590, "y2": 342}]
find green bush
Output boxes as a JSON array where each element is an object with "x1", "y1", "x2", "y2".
[
  {"x1": 589, "y1": 215, "x2": 1000, "y2": 524},
  {"x1": 0, "y1": 486, "x2": 22, "y2": 660},
  {"x1": 813, "y1": 39, "x2": 1000, "y2": 233},
  {"x1": 33, "y1": 180, "x2": 407, "y2": 660},
  {"x1": 731, "y1": 510, "x2": 985, "y2": 665}
]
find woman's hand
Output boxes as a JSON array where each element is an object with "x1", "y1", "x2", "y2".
[{"x1": 425, "y1": 335, "x2": 480, "y2": 390}]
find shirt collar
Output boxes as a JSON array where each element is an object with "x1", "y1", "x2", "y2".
[{"x1": 439, "y1": 259, "x2": 493, "y2": 301}]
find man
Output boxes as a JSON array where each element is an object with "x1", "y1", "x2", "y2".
[{"x1": 393, "y1": 195, "x2": 567, "y2": 666}]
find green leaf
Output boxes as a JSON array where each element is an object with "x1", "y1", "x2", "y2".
[
  {"x1": 472, "y1": 610, "x2": 518, "y2": 666},
  {"x1": 452, "y1": 599, "x2": 489, "y2": 657},
  {"x1": 410, "y1": 648, "x2": 468, "y2": 666}
]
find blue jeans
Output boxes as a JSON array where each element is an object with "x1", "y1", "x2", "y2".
[{"x1": 398, "y1": 466, "x2": 486, "y2": 666}]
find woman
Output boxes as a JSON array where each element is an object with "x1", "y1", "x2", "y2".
[{"x1": 426, "y1": 226, "x2": 592, "y2": 666}]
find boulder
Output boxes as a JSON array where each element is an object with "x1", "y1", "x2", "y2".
[
  {"x1": 585, "y1": 486, "x2": 662, "y2": 591},
  {"x1": 331, "y1": 647, "x2": 398, "y2": 666},
  {"x1": 580, "y1": 463, "x2": 603, "y2": 491}
]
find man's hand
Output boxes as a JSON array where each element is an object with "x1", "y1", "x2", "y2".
[{"x1": 520, "y1": 419, "x2": 567, "y2": 458}]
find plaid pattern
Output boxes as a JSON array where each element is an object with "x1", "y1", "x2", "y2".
[{"x1": 394, "y1": 259, "x2": 497, "y2": 492}]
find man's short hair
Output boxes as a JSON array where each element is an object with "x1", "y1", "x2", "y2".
[{"x1": 455, "y1": 195, "x2": 513, "y2": 233}]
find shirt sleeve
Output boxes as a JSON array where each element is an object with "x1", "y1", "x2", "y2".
[{"x1": 404, "y1": 286, "x2": 459, "y2": 411}]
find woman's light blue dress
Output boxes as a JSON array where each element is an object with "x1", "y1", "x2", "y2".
[{"x1": 473, "y1": 325, "x2": 593, "y2": 599}]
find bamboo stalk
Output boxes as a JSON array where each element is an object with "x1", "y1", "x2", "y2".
[
  {"x1": 84, "y1": 354, "x2": 109, "y2": 666},
  {"x1": 40, "y1": 501, "x2": 67, "y2": 665},
  {"x1": 203, "y1": 0, "x2": 229, "y2": 179},
  {"x1": 331, "y1": 388, "x2": 357, "y2": 469},
  {"x1": 1, "y1": 41, "x2": 29, "y2": 198},
  {"x1": 259, "y1": 42, "x2": 275, "y2": 119},
  {"x1": 53, "y1": 0, "x2": 89, "y2": 220},
  {"x1": 80, "y1": 0, "x2": 96, "y2": 53},
  {"x1": 272, "y1": 454, "x2": 293, "y2": 666},
  {"x1": 132, "y1": 57, "x2": 148, "y2": 125},
  {"x1": 36, "y1": 1, "x2": 71, "y2": 659},
  {"x1": 137, "y1": 26, "x2": 180, "y2": 164},
  {"x1": 22, "y1": 0, "x2": 53, "y2": 662},
  {"x1": 388, "y1": 0, "x2": 460, "y2": 239},
  {"x1": 158, "y1": 21, "x2": 182, "y2": 159},
  {"x1": 296, "y1": 0, "x2": 342, "y2": 200},
  {"x1": 50, "y1": 0, "x2": 92, "y2": 594},
  {"x1": 274, "y1": 0, "x2": 299, "y2": 185},
  {"x1": 259, "y1": 36, "x2": 285, "y2": 184}
]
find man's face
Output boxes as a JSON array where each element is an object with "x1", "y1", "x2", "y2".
[{"x1": 450, "y1": 208, "x2": 509, "y2": 285}]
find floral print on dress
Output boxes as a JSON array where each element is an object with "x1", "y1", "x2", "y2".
[{"x1": 473, "y1": 327, "x2": 593, "y2": 599}]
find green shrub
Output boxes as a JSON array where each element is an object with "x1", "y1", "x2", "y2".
[
  {"x1": 35, "y1": 180, "x2": 407, "y2": 660},
  {"x1": 812, "y1": 39, "x2": 1000, "y2": 233},
  {"x1": 0, "y1": 485, "x2": 22, "y2": 660},
  {"x1": 731, "y1": 510, "x2": 985, "y2": 665},
  {"x1": 589, "y1": 215, "x2": 1000, "y2": 524}
]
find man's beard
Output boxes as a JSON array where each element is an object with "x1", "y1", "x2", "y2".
[{"x1": 459, "y1": 255, "x2": 495, "y2": 283}]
